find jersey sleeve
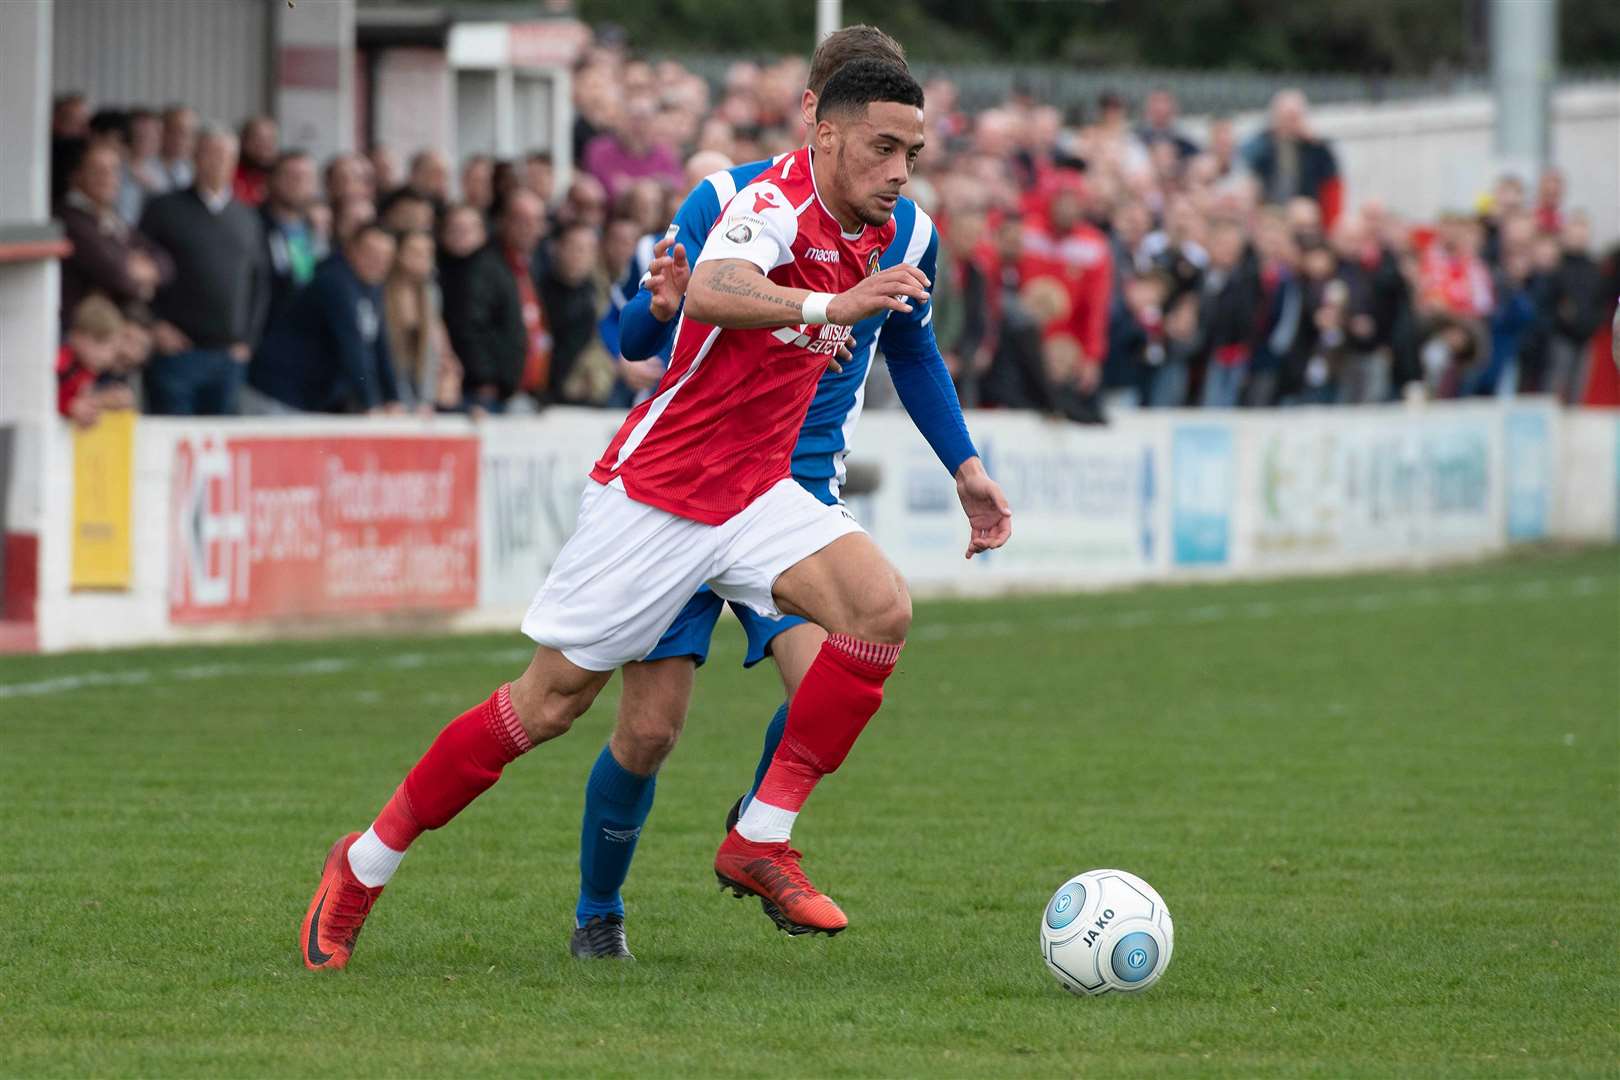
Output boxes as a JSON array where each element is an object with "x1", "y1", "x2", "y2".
[
  {"x1": 693, "y1": 181, "x2": 799, "y2": 274},
  {"x1": 880, "y1": 212, "x2": 979, "y2": 476},
  {"x1": 620, "y1": 233, "x2": 656, "y2": 301}
]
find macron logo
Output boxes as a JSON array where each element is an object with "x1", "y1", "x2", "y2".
[
  {"x1": 602, "y1": 827, "x2": 641, "y2": 843},
  {"x1": 752, "y1": 190, "x2": 778, "y2": 213},
  {"x1": 805, "y1": 248, "x2": 840, "y2": 263}
]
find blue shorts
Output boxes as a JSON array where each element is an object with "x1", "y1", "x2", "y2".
[{"x1": 643, "y1": 585, "x2": 807, "y2": 668}]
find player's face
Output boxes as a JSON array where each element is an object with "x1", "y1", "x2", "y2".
[{"x1": 830, "y1": 101, "x2": 925, "y2": 227}]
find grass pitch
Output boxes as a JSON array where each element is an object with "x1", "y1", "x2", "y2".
[{"x1": 1, "y1": 547, "x2": 1616, "y2": 1078}]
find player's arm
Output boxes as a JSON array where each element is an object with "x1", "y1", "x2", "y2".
[
  {"x1": 882, "y1": 228, "x2": 976, "y2": 475},
  {"x1": 882, "y1": 228, "x2": 1012, "y2": 559},
  {"x1": 687, "y1": 260, "x2": 931, "y2": 330},
  {"x1": 618, "y1": 179, "x2": 720, "y2": 360},
  {"x1": 683, "y1": 183, "x2": 930, "y2": 330},
  {"x1": 619, "y1": 240, "x2": 689, "y2": 361}
]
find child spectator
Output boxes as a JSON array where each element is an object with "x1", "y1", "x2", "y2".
[{"x1": 57, "y1": 297, "x2": 135, "y2": 428}]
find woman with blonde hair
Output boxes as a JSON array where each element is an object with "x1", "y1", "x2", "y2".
[{"x1": 382, "y1": 228, "x2": 462, "y2": 412}]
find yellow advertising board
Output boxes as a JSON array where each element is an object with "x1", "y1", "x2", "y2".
[{"x1": 70, "y1": 409, "x2": 134, "y2": 589}]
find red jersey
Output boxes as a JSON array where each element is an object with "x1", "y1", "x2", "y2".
[
  {"x1": 1020, "y1": 221, "x2": 1113, "y2": 364},
  {"x1": 592, "y1": 146, "x2": 896, "y2": 524},
  {"x1": 56, "y1": 344, "x2": 95, "y2": 418},
  {"x1": 1418, "y1": 244, "x2": 1493, "y2": 320}
]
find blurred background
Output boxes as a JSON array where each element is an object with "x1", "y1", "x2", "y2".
[{"x1": 0, "y1": 0, "x2": 1615, "y2": 653}]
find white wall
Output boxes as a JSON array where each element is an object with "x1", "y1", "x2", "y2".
[
  {"x1": 1316, "y1": 83, "x2": 1620, "y2": 245},
  {"x1": 0, "y1": 262, "x2": 60, "y2": 540},
  {"x1": 273, "y1": 0, "x2": 355, "y2": 163},
  {"x1": 1193, "y1": 82, "x2": 1620, "y2": 245},
  {"x1": 0, "y1": 0, "x2": 51, "y2": 227},
  {"x1": 372, "y1": 48, "x2": 452, "y2": 166},
  {"x1": 31, "y1": 400, "x2": 1607, "y2": 653},
  {"x1": 0, "y1": 0, "x2": 58, "y2": 549},
  {"x1": 1559, "y1": 410, "x2": 1620, "y2": 540}
]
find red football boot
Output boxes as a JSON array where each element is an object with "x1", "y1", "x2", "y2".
[
  {"x1": 714, "y1": 829, "x2": 848, "y2": 936},
  {"x1": 299, "y1": 833, "x2": 385, "y2": 970}
]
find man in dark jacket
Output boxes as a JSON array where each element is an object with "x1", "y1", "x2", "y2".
[
  {"x1": 929, "y1": 208, "x2": 990, "y2": 407},
  {"x1": 1542, "y1": 212, "x2": 1607, "y2": 402},
  {"x1": 437, "y1": 202, "x2": 526, "y2": 411},
  {"x1": 1243, "y1": 89, "x2": 1342, "y2": 227},
  {"x1": 247, "y1": 223, "x2": 400, "y2": 413},
  {"x1": 1194, "y1": 217, "x2": 1260, "y2": 408},
  {"x1": 539, "y1": 221, "x2": 605, "y2": 404},
  {"x1": 58, "y1": 140, "x2": 173, "y2": 327},
  {"x1": 1136, "y1": 89, "x2": 1199, "y2": 162},
  {"x1": 260, "y1": 149, "x2": 327, "y2": 331},
  {"x1": 137, "y1": 127, "x2": 269, "y2": 415}
]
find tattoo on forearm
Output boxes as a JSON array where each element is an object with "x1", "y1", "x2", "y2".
[{"x1": 705, "y1": 263, "x2": 804, "y2": 318}]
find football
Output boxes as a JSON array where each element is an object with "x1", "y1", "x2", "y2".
[{"x1": 1040, "y1": 869, "x2": 1174, "y2": 995}]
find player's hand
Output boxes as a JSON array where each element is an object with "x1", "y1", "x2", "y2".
[
  {"x1": 646, "y1": 237, "x2": 690, "y2": 322},
  {"x1": 825, "y1": 339, "x2": 855, "y2": 375},
  {"x1": 826, "y1": 266, "x2": 930, "y2": 326},
  {"x1": 954, "y1": 456, "x2": 1012, "y2": 559},
  {"x1": 617, "y1": 356, "x2": 665, "y2": 392}
]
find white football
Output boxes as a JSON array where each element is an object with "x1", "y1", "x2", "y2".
[{"x1": 1040, "y1": 869, "x2": 1174, "y2": 995}]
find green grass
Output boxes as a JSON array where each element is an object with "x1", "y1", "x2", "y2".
[{"x1": 2, "y1": 547, "x2": 1617, "y2": 1078}]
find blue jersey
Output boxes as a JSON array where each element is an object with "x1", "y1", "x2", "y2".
[
  {"x1": 599, "y1": 232, "x2": 656, "y2": 361},
  {"x1": 618, "y1": 155, "x2": 964, "y2": 506}
]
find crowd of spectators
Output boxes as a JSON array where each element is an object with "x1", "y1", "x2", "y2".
[{"x1": 47, "y1": 41, "x2": 1619, "y2": 430}]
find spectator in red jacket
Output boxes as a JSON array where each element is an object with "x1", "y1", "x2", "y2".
[
  {"x1": 57, "y1": 296, "x2": 135, "y2": 428},
  {"x1": 233, "y1": 116, "x2": 279, "y2": 208},
  {"x1": 1019, "y1": 171, "x2": 1113, "y2": 392},
  {"x1": 1534, "y1": 167, "x2": 1566, "y2": 236}
]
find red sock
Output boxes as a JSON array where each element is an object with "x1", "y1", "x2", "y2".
[
  {"x1": 370, "y1": 683, "x2": 532, "y2": 851},
  {"x1": 751, "y1": 634, "x2": 902, "y2": 816}
]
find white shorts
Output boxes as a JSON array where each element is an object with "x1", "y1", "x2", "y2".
[{"x1": 521, "y1": 478, "x2": 863, "y2": 671}]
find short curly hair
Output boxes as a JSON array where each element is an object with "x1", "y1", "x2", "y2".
[{"x1": 815, "y1": 58, "x2": 924, "y2": 123}]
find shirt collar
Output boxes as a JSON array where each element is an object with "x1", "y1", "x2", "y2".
[
  {"x1": 65, "y1": 189, "x2": 127, "y2": 235},
  {"x1": 197, "y1": 186, "x2": 231, "y2": 214}
]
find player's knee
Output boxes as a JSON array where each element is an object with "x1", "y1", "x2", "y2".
[
  {"x1": 853, "y1": 584, "x2": 912, "y2": 644},
  {"x1": 510, "y1": 649, "x2": 612, "y2": 745},
  {"x1": 514, "y1": 681, "x2": 598, "y2": 744},
  {"x1": 615, "y1": 711, "x2": 683, "y2": 772}
]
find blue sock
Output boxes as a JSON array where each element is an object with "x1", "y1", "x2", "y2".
[
  {"x1": 741, "y1": 702, "x2": 789, "y2": 815},
  {"x1": 576, "y1": 745, "x2": 657, "y2": 926}
]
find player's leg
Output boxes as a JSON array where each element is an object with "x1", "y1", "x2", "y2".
[
  {"x1": 572, "y1": 589, "x2": 721, "y2": 957},
  {"x1": 726, "y1": 616, "x2": 827, "y2": 830},
  {"x1": 301, "y1": 647, "x2": 610, "y2": 971},
  {"x1": 571, "y1": 651, "x2": 700, "y2": 960},
  {"x1": 735, "y1": 531, "x2": 909, "y2": 849},
  {"x1": 301, "y1": 480, "x2": 715, "y2": 970},
  {"x1": 706, "y1": 484, "x2": 908, "y2": 934}
]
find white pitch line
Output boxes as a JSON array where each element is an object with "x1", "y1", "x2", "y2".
[
  {"x1": 0, "y1": 669, "x2": 153, "y2": 699},
  {"x1": 0, "y1": 575, "x2": 1612, "y2": 700}
]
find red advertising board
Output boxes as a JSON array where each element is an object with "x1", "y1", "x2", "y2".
[{"x1": 169, "y1": 436, "x2": 479, "y2": 623}]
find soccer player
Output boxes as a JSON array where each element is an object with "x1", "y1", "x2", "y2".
[
  {"x1": 301, "y1": 58, "x2": 1011, "y2": 971},
  {"x1": 570, "y1": 29, "x2": 996, "y2": 959}
]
